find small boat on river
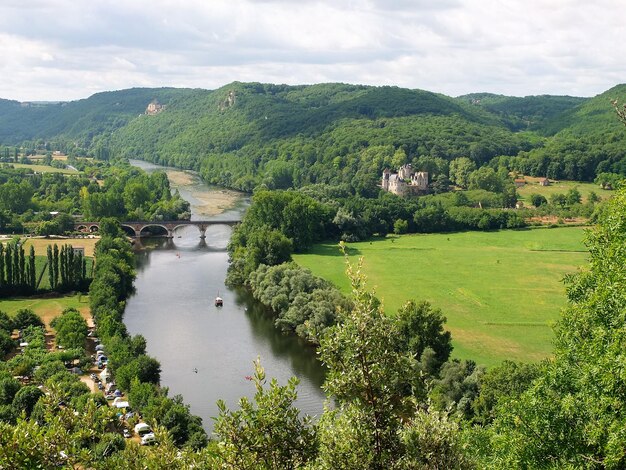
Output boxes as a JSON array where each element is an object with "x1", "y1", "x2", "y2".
[{"x1": 215, "y1": 293, "x2": 223, "y2": 307}]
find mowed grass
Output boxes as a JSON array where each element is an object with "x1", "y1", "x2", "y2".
[
  {"x1": 293, "y1": 226, "x2": 589, "y2": 367},
  {"x1": 8, "y1": 163, "x2": 80, "y2": 174},
  {"x1": 0, "y1": 294, "x2": 92, "y2": 328},
  {"x1": 516, "y1": 177, "x2": 611, "y2": 204},
  {"x1": 21, "y1": 237, "x2": 99, "y2": 258}
]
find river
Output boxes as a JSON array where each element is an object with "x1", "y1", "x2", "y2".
[{"x1": 124, "y1": 160, "x2": 326, "y2": 434}]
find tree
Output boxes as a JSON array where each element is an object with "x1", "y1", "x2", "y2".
[
  {"x1": 468, "y1": 167, "x2": 505, "y2": 193},
  {"x1": 46, "y1": 245, "x2": 54, "y2": 289},
  {"x1": 529, "y1": 193, "x2": 547, "y2": 207},
  {"x1": 396, "y1": 300, "x2": 453, "y2": 372},
  {"x1": 0, "y1": 377, "x2": 21, "y2": 406},
  {"x1": 0, "y1": 310, "x2": 13, "y2": 333},
  {"x1": 12, "y1": 309, "x2": 44, "y2": 330},
  {"x1": 486, "y1": 187, "x2": 626, "y2": 467},
  {"x1": 317, "y1": 254, "x2": 418, "y2": 469},
  {"x1": 566, "y1": 187, "x2": 582, "y2": 205},
  {"x1": 12, "y1": 385, "x2": 43, "y2": 417},
  {"x1": 449, "y1": 157, "x2": 476, "y2": 189},
  {"x1": 50, "y1": 308, "x2": 88, "y2": 350},
  {"x1": 393, "y1": 219, "x2": 408, "y2": 235},
  {"x1": 213, "y1": 357, "x2": 317, "y2": 469}
]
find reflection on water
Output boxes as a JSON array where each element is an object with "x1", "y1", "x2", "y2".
[{"x1": 124, "y1": 163, "x2": 327, "y2": 434}]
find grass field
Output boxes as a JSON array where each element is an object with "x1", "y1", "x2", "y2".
[
  {"x1": 516, "y1": 177, "x2": 611, "y2": 204},
  {"x1": 293, "y1": 226, "x2": 589, "y2": 367},
  {"x1": 0, "y1": 293, "x2": 92, "y2": 328},
  {"x1": 8, "y1": 163, "x2": 80, "y2": 174},
  {"x1": 21, "y1": 237, "x2": 99, "y2": 258}
]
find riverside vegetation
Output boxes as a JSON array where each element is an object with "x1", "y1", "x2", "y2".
[{"x1": 1, "y1": 188, "x2": 626, "y2": 467}]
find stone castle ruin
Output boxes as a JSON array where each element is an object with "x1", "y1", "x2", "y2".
[
  {"x1": 382, "y1": 164, "x2": 428, "y2": 196},
  {"x1": 145, "y1": 100, "x2": 165, "y2": 115}
]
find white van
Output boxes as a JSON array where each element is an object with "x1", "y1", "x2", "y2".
[
  {"x1": 140, "y1": 433, "x2": 156, "y2": 446},
  {"x1": 134, "y1": 422, "x2": 152, "y2": 437}
]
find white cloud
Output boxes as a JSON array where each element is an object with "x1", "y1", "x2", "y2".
[{"x1": 0, "y1": 0, "x2": 624, "y2": 100}]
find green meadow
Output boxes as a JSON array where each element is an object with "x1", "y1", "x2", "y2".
[
  {"x1": 516, "y1": 177, "x2": 609, "y2": 204},
  {"x1": 0, "y1": 293, "x2": 91, "y2": 328},
  {"x1": 9, "y1": 163, "x2": 80, "y2": 174},
  {"x1": 293, "y1": 226, "x2": 589, "y2": 367}
]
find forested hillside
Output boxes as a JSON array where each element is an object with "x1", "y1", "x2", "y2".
[
  {"x1": 0, "y1": 88, "x2": 190, "y2": 146},
  {"x1": 1, "y1": 82, "x2": 625, "y2": 190},
  {"x1": 455, "y1": 93, "x2": 588, "y2": 131},
  {"x1": 108, "y1": 82, "x2": 538, "y2": 191}
]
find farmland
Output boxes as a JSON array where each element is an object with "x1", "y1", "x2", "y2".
[
  {"x1": 293, "y1": 226, "x2": 588, "y2": 367},
  {"x1": 515, "y1": 176, "x2": 610, "y2": 204}
]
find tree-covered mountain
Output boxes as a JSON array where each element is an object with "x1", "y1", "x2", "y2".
[
  {"x1": 455, "y1": 92, "x2": 588, "y2": 131},
  {"x1": 0, "y1": 82, "x2": 625, "y2": 189},
  {"x1": 0, "y1": 88, "x2": 190, "y2": 146},
  {"x1": 106, "y1": 82, "x2": 538, "y2": 191}
]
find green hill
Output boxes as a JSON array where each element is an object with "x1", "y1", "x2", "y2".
[
  {"x1": 108, "y1": 82, "x2": 537, "y2": 190},
  {"x1": 456, "y1": 93, "x2": 587, "y2": 131},
  {"x1": 538, "y1": 84, "x2": 626, "y2": 136},
  {"x1": 0, "y1": 87, "x2": 190, "y2": 145},
  {"x1": 0, "y1": 81, "x2": 624, "y2": 189}
]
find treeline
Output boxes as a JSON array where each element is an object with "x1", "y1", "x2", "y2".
[
  {"x1": 106, "y1": 82, "x2": 625, "y2": 194},
  {"x1": 2, "y1": 82, "x2": 625, "y2": 199},
  {"x1": 0, "y1": 163, "x2": 190, "y2": 236},
  {"x1": 88, "y1": 220, "x2": 208, "y2": 449},
  {"x1": 0, "y1": 242, "x2": 36, "y2": 296},
  {"x1": 0, "y1": 240, "x2": 89, "y2": 298},
  {"x1": 248, "y1": 262, "x2": 352, "y2": 343},
  {"x1": 46, "y1": 244, "x2": 88, "y2": 291}
]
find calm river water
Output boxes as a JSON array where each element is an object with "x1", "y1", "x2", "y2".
[{"x1": 124, "y1": 160, "x2": 326, "y2": 433}]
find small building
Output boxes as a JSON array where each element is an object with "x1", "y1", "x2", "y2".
[
  {"x1": 514, "y1": 178, "x2": 526, "y2": 188},
  {"x1": 539, "y1": 178, "x2": 551, "y2": 186}
]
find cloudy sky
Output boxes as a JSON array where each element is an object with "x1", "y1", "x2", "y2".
[{"x1": 0, "y1": 0, "x2": 624, "y2": 101}]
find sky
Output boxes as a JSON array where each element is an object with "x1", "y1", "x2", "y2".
[{"x1": 0, "y1": 0, "x2": 624, "y2": 101}]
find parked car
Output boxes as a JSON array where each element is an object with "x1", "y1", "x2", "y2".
[
  {"x1": 140, "y1": 433, "x2": 156, "y2": 446},
  {"x1": 123, "y1": 428, "x2": 131, "y2": 438},
  {"x1": 134, "y1": 423, "x2": 152, "y2": 437}
]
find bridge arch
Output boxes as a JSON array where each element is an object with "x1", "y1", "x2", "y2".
[
  {"x1": 120, "y1": 224, "x2": 139, "y2": 237},
  {"x1": 138, "y1": 224, "x2": 170, "y2": 238}
]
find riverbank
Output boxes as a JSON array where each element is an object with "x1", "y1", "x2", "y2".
[
  {"x1": 131, "y1": 161, "x2": 245, "y2": 218},
  {"x1": 124, "y1": 161, "x2": 326, "y2": 433}
]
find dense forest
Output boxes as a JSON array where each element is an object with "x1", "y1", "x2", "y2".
[{"x1": 0, "y1": 82, "x2": 625, "y2": 195}]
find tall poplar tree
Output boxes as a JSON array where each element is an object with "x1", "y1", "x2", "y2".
[
  {"x1": 47, "y1": 244, "x2": 53, "y2": 289},
  {"x1": 12, "y1": 244, "x2": 19, "y2": 286},
  {"x1": 59, "y1": 245, "x2": 66, "y2": 287},
  {"x1": 0, "y1": 243, "x2": 4, "y2": 289},
  {"x1": 28, "y1": 246, "x2": 36, "y2": 290},
  {"x1": 52, "y1": 244, "x2": 59, "y2": 289},
  {"x1": 18, "y1": 246, "x2": 25, "y2": 287},
  {"x1": 5, "y1": 245, "x2": 13, "y2": 288}
]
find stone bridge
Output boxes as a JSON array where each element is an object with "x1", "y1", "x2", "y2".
[{"x1": 75, "y1": 219, "x2": 239, "y2": 238}]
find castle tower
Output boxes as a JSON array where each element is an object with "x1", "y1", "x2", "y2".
[{"x1": 382, "y1": 168, "x2": 390, "y2": 191}]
